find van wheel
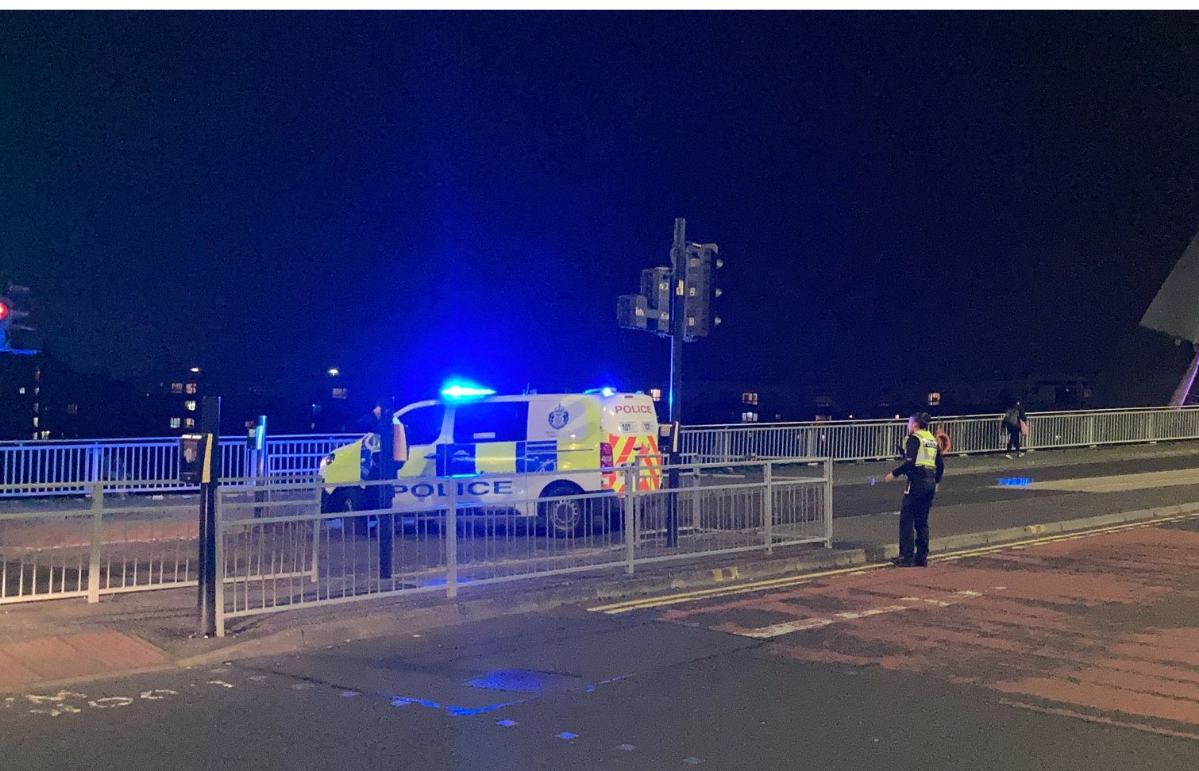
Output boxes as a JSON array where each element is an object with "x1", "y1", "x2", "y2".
[
  {"x1": 538, "y1": 481, "x2": 587, "y2": 538},
  {"x1": 326, "y1": 488, "x2": 373, "y2": 536}
]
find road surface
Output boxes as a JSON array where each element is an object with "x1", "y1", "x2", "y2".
[{"x1": 6, "y1": 514, "x2": 1199, "y2": 769}]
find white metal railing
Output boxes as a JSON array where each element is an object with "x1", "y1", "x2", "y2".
[
  {"x1": 0, "y1": 481, "x2": 199, "y2": 604},
  {"x1": 0, "y1": 434, "x2": 358, "y2": 498},
  {"x1": 679, "y1": 406, "x2": 1199, "y2": 463},
  {"x1": 5, "y1": 405, "x2": 1199, "y2": 499},
  {"x1": 213, "y1": 459, "x2": 833, "y2": 635}
]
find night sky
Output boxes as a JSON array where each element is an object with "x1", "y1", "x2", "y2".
[{"x1": 5, "y1": 12, "x2": 1199, "y2": 403}]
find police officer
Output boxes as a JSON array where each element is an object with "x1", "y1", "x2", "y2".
[{"x1": 883, "y1": 412, "x2": 944, "y2": 567}]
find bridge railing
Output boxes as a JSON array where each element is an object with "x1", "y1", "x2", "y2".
[
  {"x1": 0, "y1": 435, "x2": 358, "y2": 498},
  {"x1": 6, "y1": 405, "x2": 1199, "y2": 498},
  {"x1": 678, "y1": 406, "x2": 1199, "y2": 463}
]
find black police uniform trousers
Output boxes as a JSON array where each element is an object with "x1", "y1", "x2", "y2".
[{"x1": 899, "y1": 483, "x2": 936, "y2": 562}]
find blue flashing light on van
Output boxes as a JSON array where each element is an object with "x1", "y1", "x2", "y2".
[{"x1": 440, "y1": 382, "x2": 497, "y2": 399}]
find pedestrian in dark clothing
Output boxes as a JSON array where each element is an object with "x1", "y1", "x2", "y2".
[
  {"x1": 1002, "y1": 400, "x2": 1027, "y2": 458},
  {"x1": 884, "y1": 412, "x2": 944, "y2": 567}
]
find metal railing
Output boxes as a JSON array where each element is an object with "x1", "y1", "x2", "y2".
[
  {"x1": 0, "y1": 434, "x2": 357, "y2": 498},
  {"x1": 679, "y1": 406, "x2": 1199, "y2": 463},
  {"x1": 213, "y1": 458, "x2": 834, "y2": 635},
  {"x1": 0, "y1": 482, "x2": 198, "y2": 604},
  {"x1": 6, "y1": 405, "x2": 1199, "y2": 498}
]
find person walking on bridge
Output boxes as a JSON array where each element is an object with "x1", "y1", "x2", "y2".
[
  {"x1": 884, "y1": 412, "x2": 945, "y2": 567},
  {"x1": 1002, "y1": 400, "x2": 1027, "y2": 459}
]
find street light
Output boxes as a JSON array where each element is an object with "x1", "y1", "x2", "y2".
[{"x1": 327, "y1": 368, "x2": 340, "y2": 377}]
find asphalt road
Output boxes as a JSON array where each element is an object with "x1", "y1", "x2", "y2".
[
  {"x1": 7, "y1": 516, "x2": 1199, "y2": 770},
  {"x1": 835, "y1": 449, "x2": 1199, "y2": 518}
]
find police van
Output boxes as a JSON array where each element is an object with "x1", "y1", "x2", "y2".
[{"x1": 319, "y1": 388, "x2": 663, "y2": 536}]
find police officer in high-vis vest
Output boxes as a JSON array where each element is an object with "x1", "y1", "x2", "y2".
[{"x1": 883, "y1": 412, "x2": 945, "y2": 567}]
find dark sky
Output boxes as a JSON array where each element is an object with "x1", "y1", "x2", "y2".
[{"x1": 4, "y1": 11, "x2": 1199, "y2": 402}]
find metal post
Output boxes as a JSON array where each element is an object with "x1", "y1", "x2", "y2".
[
  {"x1": 668, "y1": 218, "x2": 686, "y2": 425},
  {"x1": 310, "y1": 478, "x2": 321, "y2": 584},
  {"x1": 624, "y1": 465, "x2": 638, "y2": 575},
  {"x1": 823, "y1": 459, "x2": 834, "y2": 548},
  {"x1": 253, "y1": 415, "x2": 267, "y2": 518},
  {"x1": 196, "y1": 396, "x2": 221, "y2": 638},
  {"x1": 89, "y1": 444, "x2": 102, "y2": 485},
  {"x1": 87, "y1": 480, "x2": 102, "y2": 603},
  {"x1": 214, "y1": 492, "x2": 225, "y2": 638},
  {"x1": 665, "y1": 421, "x2": 681, "y2": 548},
  {"x1": 763, "y1": 461, "x2": 773, "y2": 555},
  {"x1": 445, "y1": 478, "x2": 458, "y2": 599},
  {"x1": 378, "y1": 405, "x2": 396, "y2": 581}
]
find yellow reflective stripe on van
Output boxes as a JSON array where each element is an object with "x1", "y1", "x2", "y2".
[{"x1": 475, "y1": 442, "x2": 517, "y2": 473}]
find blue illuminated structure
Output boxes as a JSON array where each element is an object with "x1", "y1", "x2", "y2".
[{"x1": 440, "y1": 381, "x2": 497, "y2": 399}]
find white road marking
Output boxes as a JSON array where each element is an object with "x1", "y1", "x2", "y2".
[
  {"x1": 206, "y1": 680, "x2": 234, "y2": 688},
  {"x1": 140, "y1": 690, "x2": 177, "y2": 700},
  {"x1": 25, "y1": 691, "x2": 87, "y2": 717},
  {"x1": 88, "y1": 697, "x2": 134, "y2": 709}
]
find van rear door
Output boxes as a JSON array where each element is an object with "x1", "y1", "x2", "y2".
[{"x1": 601, "y1": 394, "x2": 662, "y2": 490}]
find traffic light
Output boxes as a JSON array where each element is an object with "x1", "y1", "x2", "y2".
[
  {"x1": 681, "y1": 243, "x2": 722, "y2": 340},
  {"x1": 640, "y1": 267, "x2": 672, "y2": 333},
  {"x1": 617, "y1": 293, "x2": 649, "y2": 330},
  {"x1": 0, "y1": 285, "x2": 33, "y2": 353},
  {"x1": 618, "y1": 268, "x2": 672, "y2": 334}
]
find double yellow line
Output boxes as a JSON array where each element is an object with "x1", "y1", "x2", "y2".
[{"x1": 588, "y1": 511, "x2": 1199, "y2": 615}]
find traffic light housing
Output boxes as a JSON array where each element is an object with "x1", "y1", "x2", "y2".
[
  {"x1": 681, "y1": 243, "x2": 721, "y2": 340},
  {"x1": 616, "y1": 293, "x2": 648, "y2": 330}
]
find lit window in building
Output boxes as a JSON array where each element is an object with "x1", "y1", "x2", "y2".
[
  {"x1": 332, "y1": 387, "x2": 349, "y2": 400},
  {"x1": 171, "y1": 382, "x2": 184, "y2": 394},
  {"x1": 67, "y1": 404, "x2": 79, "y2": 415},
  {"x1": 185, "y1": 383, "x2": 198, "y2": 395},
  {"x1": 927, "y1": 392, "x2": 942, "y2": 407},
  {"x1": 649, "y1": 388, "x2": 662, "y2": 402},
  {"x1": 32, "y1": 416, "x2": 39, "y2": 428},
  {"x1": 742, "y1": 392, "x2": 759, "y2": 405},
  {"x1": 18, "y1": 387, "x2": 25, "y2": 395},
  {"x1": 170, "y1": 418, "x2": 182, "y2": 429},
  {"x1": 741, "y1": 411, "x2": 759, "y2": 423},
  {"x1": 185, "y1": 400, "x2": 197, "y2": 412},
  {"x1": 184, "y1": 418, "x2": 196, "y2": 429}
]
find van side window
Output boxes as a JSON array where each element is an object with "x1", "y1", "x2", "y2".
[
  {"x1": 454, "y1": 402, "x2": 529, "y2": 443},
  {"x1": 401, "y1": 406, "x2": 445, "y2": 446}
]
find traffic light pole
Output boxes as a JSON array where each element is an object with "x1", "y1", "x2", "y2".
[
  {"x1": 196, "y1": 396, "x2": 221, "y2": 637},
  {"x1": 666, "y1": 218, "x2": 686, "y2": 548},
  {"x1": 668, "y1": 218, "x2": 686, "y2": 425}
]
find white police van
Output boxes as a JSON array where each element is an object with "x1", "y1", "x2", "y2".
[{"x1": 319, "y1": 386, "x2": 662, "y2": 536}]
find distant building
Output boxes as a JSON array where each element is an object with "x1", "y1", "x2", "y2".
[
  {"x1": 150, "y1": 368, "x2": 208, "y2": 435},
  {"x1": 0, "y1": 351, "x2": 41, "y2": 439}
]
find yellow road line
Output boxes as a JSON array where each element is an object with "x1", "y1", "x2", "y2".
[
  {"x1": 589, "y1": 511, "x2": 1199, "y2": 614},
  {"x1": 588, "y1": 562, "x2": 892, "y2": 613}
]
